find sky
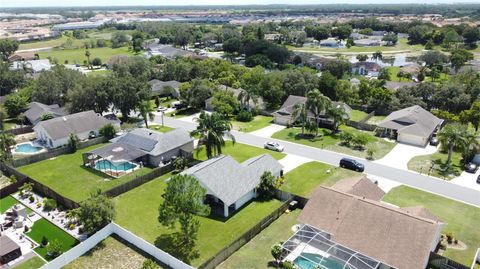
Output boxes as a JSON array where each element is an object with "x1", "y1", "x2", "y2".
[{"x1": 2, "y1": 0, "x2": 480, "y2": 8}]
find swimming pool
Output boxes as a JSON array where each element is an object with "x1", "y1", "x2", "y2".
[
  {"x1": 95, "y1": 160, "x2": 137, "y2": 172},
  {"x1": 14, "y1": 143, "x2": 44, "y2": 154},
  {"x1": 294, "y1": 252, "x2": 345, "y2": 269}
]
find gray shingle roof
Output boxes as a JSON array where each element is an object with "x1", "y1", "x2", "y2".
[
  {"x1": 34, "y1": 110, "x2": 112, "y2": 140},
  {"x1": 111, "y1": 128, "x2": 193, "y2": 156},
  {"x1": 25, "y1": 102, "x2": 66, "y2": 125},
  {"x1": 377, "y1": 105, "x2": 443, "y2": 136},
  {"x1": 89, "y1": 142, "x2": 147, "y2": 162},
  {"x1": 182, "y1": 154, "x2": 283, "y2": 206},
  {"x1": 272, "y1": 95, "x2": 351, "y2": 119},
  {"x1": 148, "y1": 79, "x2": 181, "y2": 96}
]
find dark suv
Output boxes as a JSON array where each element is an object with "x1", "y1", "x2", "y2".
[{"x1": 339, "y1": 158, "x2": 365, "y2": 172}]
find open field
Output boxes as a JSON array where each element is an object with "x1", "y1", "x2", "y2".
[
  {"x1": 17, "y1": 143, "x2": 153, "y2": 202},
  {"x1": 407, "y1": 150, "x2": 463, "y2": 180},
  {"x1": 64, "y1": 235, "x2": 164, "y2": 269},
  {"x1": 383, "y1": 186, "x2": 480, "y2": 265},
  {"x1": 38, "y1": 47, "x2": 133, "y2": 66},
  {"x1": 28, "y1": 218, "x2": 77, "y2": 261},
  {"x1": 114, "y1": 173, "x2": 283, "y2": 266},
  {"x1": 217, "y1": 209, "x2": 301, "y2": 269},
  {"x1": 272, "y1": 125, "x2": 395, "y2": 159},
  {"x1": 232, "y1": 115, "x2": 273, "y2": 133},
  {"x1": 18, "y1": 35, "x2": 70, "y2": 50},
  {"x1": 195, "y1": 141, "x2": 286, "y2": 162},
  {"x1": 281, "y1": 161, "x2": 360, "y2": 197}
]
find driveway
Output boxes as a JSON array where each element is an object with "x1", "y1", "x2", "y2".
[
  {"x1": 278, "y1": 154, "x2": 312, "y2": 173},
  {"x1": 249, "y1": 124, "x2": 286, "y2": 138},
  {"x1": 451, "y1": 171, "x2": 480, "y2": 192},
  {"x1": 374, "y1": 143, "x2": 438, "y2": 170}
]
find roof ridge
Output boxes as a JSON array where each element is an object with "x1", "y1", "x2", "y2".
[{"x1": 190, "y1": 155, "x2": 230, "y2": 173}]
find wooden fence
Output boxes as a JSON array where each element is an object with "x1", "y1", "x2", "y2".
[
  {"x1": 12, "y1": 136, "x2": 106, "y2": 167},
  {"x1": 4, "y1": 126, "x2": 33, "y2": 135},
  {"x1": 429, "y1": 252, "x2": 471, "y2": 269},
  {"x1": 198, "y1": 198, "x2": 292, "y2": 269}
]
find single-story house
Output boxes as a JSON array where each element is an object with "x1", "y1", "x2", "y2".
[
  {"x1": 304, "y1": 56, "x2": 335, "y2": 70},
  {"x1": 351, "y1": 61, "x2": 382, "y2": 77},
  {"x1": 205, "y1": 85, "x2": 265, "y2": 111},
  {"x1": 148, "y1": 79, "x2": 181, "y2": 98},
  {"x1": 24, "y1": 102, "x2": 67, "y2": 125},
  {"x1": 272, "y1": 95, "x2": 352, "y2": 126},
  {"x1": 286, "y1": 184, "x2": 444, "y2": 269},
  {"x1": 384, "y1": 81, "x2": 417, "y2": 91},
  {"x1": 105, "y1": 128, "x2": 193, "y2": 167},
  {"x1": 0, "y1": 235, "x2": 22, "y2": 264},
  {"x1": 145, "y1": 44, "x2": 195, "y2": 60},
  {"x1": 399, "y1": 63, "x2": 422, "y2": 76},
  {"x1": 354, "y1": 38, "x2": 382, "y2": 47},
  {"x1": 11, "y1": 59, "x2": 52, "y2": 73},
  {"x1": 34, "y1": 110, "x2": 119, "y2": 148},
  {"x1": 182, "y1": 154, "x2": 283, "y2": 217},
  {"x1": 320, "y1": 38, "x2": 343, "y2": 48},
  {"x1": 377, "y1": 105, "x2": 443, "y2": 147},
  {"x1": 8, "y1": 51, "x2": 36, "y2": 62},
  {"x1": 331, "y1": 175, "x2": 385, "y2": 201}
]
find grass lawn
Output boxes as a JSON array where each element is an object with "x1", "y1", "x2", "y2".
[
  {"x1": 195, "y1": 141, "x2": 285, "y2": 162},
  {"x1": 18, "y1": 35, "x2": 70, "y2": 50},
  {"x1": 166, "y1": 107, "x2": 200, "y2": 118},
  {"x1": 1, "y1": 195, "x2": 19, "y2": 213},
  {"x1": 383, "y1": 186, "x2": 480, "y2": 265},
  {"x1": 38, "y1": 47, "x2": 133, "y2": 66},
  {"x1": 281, "y1": 161, "x2": 360, "y2": 197},
  {"x1": 217, "y1": 209, "x2": 301, "y2": 269},
  {"x1": 114, "y1": 173, "x2": 283, "y2": 266},
  {"x1": 12, "y1": 256, "x2": 46, "y2": 269},
  {"x1": 407, "y1": 150, "x2": 463, "y2": 180},
  {"x1": 272, "y1": 125, "x2": 395, "y2": 159},
  {"x1": 64, "y1": 235, "x2": 164, "y2": 269},
  {"x1": 27, "y1": 218, "x2": 77, "y2": 261},
  {"x1": 349, "y1": 110, "x2": 369, "y2": 122},
  {"x1": 366, "y1": 115, "x2": 386, "y2": 125},
  {"x1": 232, "y1": 115, "x2": 273, "y2": 133},
  {"x1": 3, "y1": 119, "x2": 19, "y2": 130},
  {"x1": 148, "y1": 125, "x2": 174, "y2": 133},
  {"x1": 17, "y1": 144, "x2": 153, "y2": 202},
  {"x1": 149, "y1": 98, "x2": 178, "y2": 110}
]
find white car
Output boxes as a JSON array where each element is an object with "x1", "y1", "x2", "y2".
[{"x1": 264, "y1": 141, "x2": 284, "y2": 152}]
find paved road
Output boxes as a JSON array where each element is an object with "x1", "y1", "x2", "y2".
[{"x1": 157, "y1": 116, "x2": 480, "y2": 208}]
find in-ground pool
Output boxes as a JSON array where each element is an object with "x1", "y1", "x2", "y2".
[
  {"x1": 14, "y1": 143, "x2": 44, "y2": 154},
  {"x1": 294, "y1": 252, "x2": 345, "y2": 269},
  {"x1": 95, "y1": 160, "x2": 137, "y2": 172}
]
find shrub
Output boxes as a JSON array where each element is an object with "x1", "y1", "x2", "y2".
[
  {"x1": 352, "y1": 133, "x2": 369, "y2": 150},
  {"x1": 141, "y1": 259, "x2": 159, "y2": 269},
  {"x1": 69, "y1": 223, "x2": 75, "y2": 230},
  {"x1": 24, "y1": 225, "x2": 29, "y2": 233},
  {"x1": 282, "y1": 260, "x2": 295, "y2": 269},
  {"x1": 99, "y1": 124, "x2": 117, "y2": 139},
  {"x1": 446, "y1": 232, "x2": 454, "y2": 244},
  {"x1": 338, "y1": 131, "x2": 354, "y2": 146},
  {"x1": 236, "y1": 110, "x2": 253, "y2": 122},
  {"x1": 258, "y1": 171, "x2": 278, "y2": 199},
  {"x1": 46, "y1": 239, "x2": 62, "y2": 258},
  {"x1": 36, "y1": 202, "x2": 42, "y2": 208},
  {"x1": 9, "y1": 175, "x2": 16, "y2": 184},
  {"x1": 28, "y1": 195, "x2": 34, "y2": 203},
  {"x1": 439, "y1": 241, "x2": 447, "y2": 250},
  {"x1": 454, "y1": 238, "x2": 458, "y2": 245},
  {"x1": 173, "y1": 156, "x2": 188, "y2": 172},
  {"x1": 43, "y1": 198, "x2": 57, "y2": 212},
  {"x1": 271, "y1": 244, "x2": 282, "y2": 263},
  {"x1": 67, "y1": 133, "x2": 80, "y2": 153},
  {"x1": 366, "y1": 148, "x2": 375, "y2": 160},
  {"x1": 41, "y1": 236, "x2": 48, "y2": 246}
]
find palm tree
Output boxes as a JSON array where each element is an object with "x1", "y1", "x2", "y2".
[
  {"x1": 191, "y1": 112, "x2": 235, "y2": 159},
  {"x1": 327, "y1": 107, "x2": 349, "y2": 133},
  {"x1": 0, "y1": 133, "x2": 16, "y2": 162},
  {"x1": 306, "y1": 89, "x2": 331, "y2": 136},
  {"x1": 238, "y1": 88, "x2": 258, "y2": 110},
  {"x1": 137, "y1": 100, "x2": 155, "y2": 129},
  {"x1": 292, "y1": 102, "x2": 308, "y2": 136},
  {"x1": 371, "y1": 51, "x2": 383, "y2": 62},
  {"x1": 438, "y1": 123, "x2": 477, "y2": 170},
  {"x1": 85, "y1": 50, "x2": 91, "y2": 69}
]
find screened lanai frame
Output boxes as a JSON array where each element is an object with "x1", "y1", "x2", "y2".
[{"x1": 281, "y1": 224, "x2": 385, "y2": 269}]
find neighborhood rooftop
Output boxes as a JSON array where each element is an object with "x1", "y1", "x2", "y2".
[
  {"x1": 24, "y1": 102, "x2": 66, "y2": 125},
  {"x1": 377, "y1": 105, "x2": 443, "y2": 137},
  {"x1": 331, "y1": 175, "x2": 386, "y2": 201}
]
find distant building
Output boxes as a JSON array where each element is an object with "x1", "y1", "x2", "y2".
[
  {"x1": 351, "y1": 61, "x2": 382, "y2": 77},
  {"x1": 148, "y1": 79, "x2": 181, "y2": 98},
  {"x1": 11, "y1": 59, "x2": 52, "y2": 73},
  {"x1": 145, "y1": 44, "x2": 195, "y2": 60},
  {"x1": 24, "y1": 102, "x2": 67, "y2": 126},
  {"x1": 354, "y1": 38, "x2": 382, "y2": 47},
  {"x1": 205, "y1": 85, "x2": 265, "y2": 111},
  {"x1": 52, "y1": 20, "x2": 106, "y2": 31},
  {"x1": 320, "y1": 38, "x2": 343, "y2": 48},
  {"x1": 8, "y1": 52, "x2": 36, "y2": 62}
]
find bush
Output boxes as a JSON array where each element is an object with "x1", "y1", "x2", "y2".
[
  {"x1": 366, "y1": 148, "x2": 375, "y2": 160},
  {"x1": 236, "y1": 110, "x2": 253, "y2": 122},
  {"x1": 439, "y1": 241, "x2": 447, "y2": 250},
  {"x1": 352, "y1": 133, "x2": 369, "y2": 150},
  {"x1": 282, "y1": 261, "x2": 295, "y2": 269},
  {"x1": 173, "y1": 156, "x2": 188, "y2": 172},
  {"x1": 41, "y1": 236, "x2": 48, "y2": 246},
  {"x1": 69, "y1": 223, "x2": 75, "y2": 230},
  {"x1": 67, "y1": 133, "x2": 80, "y2": 153},
  {"x1": 99, "y1": 124, "x2": 116, "y2": 139},
  {"x1": 446, "y1": 232, "x2": 454, "y2": 244},
  {"x1": 28, "y1": 195, "x2": 35, "y2": 203},
  {"x1": 338, "y1": 131, "x2": 354, "y2": 146},
  {"x1": 142, "y1": 259, "x2": 159, "y2": 269},
  {"x1": 9, "y1": 175, "x2": 16, "y2": 184},
  {"x1": 46, "y1": 239, "x2": 62, "y2": 258},
  {"x1": 43, "y1": 198, "x2": 57, "y2": 212}
]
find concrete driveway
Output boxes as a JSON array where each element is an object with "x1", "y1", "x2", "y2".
[
  {"x1": 375, "y1": 143, "x2": 438, "y2": 170},
  {"x1": 278, "y1": 154, "x2": 312, "y2": 173},
  {"x1": 451, "y1": 171, "x2": 480, "y2": 192},
  {"x1": 249, "y1": 124, "x2": 286, "y2": 138}
]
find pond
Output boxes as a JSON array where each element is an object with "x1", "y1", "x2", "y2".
[{"x1": 349, "y1": 53, "x2": 418, "y2": 67}]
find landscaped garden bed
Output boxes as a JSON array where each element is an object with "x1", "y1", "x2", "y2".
[
  {"x1": 17, "y1": 144, "x2": 153, "y2": 202},
  {"x1": 407, "y1": 150, "x2": 463, "y2": 180}
]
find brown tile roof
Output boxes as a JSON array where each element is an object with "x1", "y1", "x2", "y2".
[
  {"x1": 332, "y1": 175, "x2": 385, "y2": 201},
  {"x1": 299, "y1": 186, "x2": 442, "y2": 269},
  {"x1": 0, "y1": 235, "x2": 20, "y2": 256},
  {"x1": 402, "y1": 206, "x2": 443, "y2": 223}
]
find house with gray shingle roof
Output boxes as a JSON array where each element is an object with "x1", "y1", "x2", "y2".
[
  {"x1": 24, "y1": 102, "x2": 67, "y2": 125},
  {"x1": 205, "y1": 85, "x2": 266, "y2": 111},
  {"x1": 33, "y1": 110, "x2": 119, "y2": 148},
  {"x1": 148, "y1": 79, "x2": 181, "y2": 98},
  {"x1": 377, "y1": 105, "x2": 443, "y2": 147},
  {"x1": 182, "y1": 154, "x2": 283, "y2": 217}
]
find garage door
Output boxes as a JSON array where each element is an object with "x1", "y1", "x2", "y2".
[{"x1": 398, "y1": 132, "x2": 427, "y2": 147}]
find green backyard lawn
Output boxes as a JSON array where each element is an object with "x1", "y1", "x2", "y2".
[
  {"x1": 28, "y1": 218, "x2": 77, "y2": 261},
  {"x1": 1, "y1": 195, "x2": 18, "y2": 213},
  {"x1": 383, "y1": 186, "x2": 480, "y2": 266},
  {"x1": 114, "y1": 173, "x2": 283, "y2": 266},
  {"x1": 232, "y1": 115, "x2": 273, "y2": 133},
  {"x1": 281, "y1": 161, "x2": 360, "y2": 197},
  {"x1": 366, "y1": 115, "x2": 386, "y2": 125},
  {"x1": 12, "y1": 257, "x2": 46, "y2": 269},
  {"x1": 272, "y1": 126, "x2": 395, "y2": 159},
  {"x1": 195, "y1": 141, "x2": 286, "y2": 162},
  {"x1": 217, "y1": 210, "x2": 300, "y2": 269},
  {"x1": 38, "y1": 47, "x2": 133, "y2": 66},
  {"x1": 407, "y1": 150, "x2": 463, "y2": 180},
  {"x1": 349, "y1": 110, "x2": 368, "y2": 122},
  {"x1": 17, "y1": 144, "x2": 153, "y2": 202}
]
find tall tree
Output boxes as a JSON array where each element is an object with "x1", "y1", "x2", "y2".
[
  {"x1": 137, "y1": 100, "x2": 155, "y2": 128},
  {"x1": 292, "y1": 102, "x2": 308, "y2": 136},
  {"x1": 438, "y1": 123, "x2": 476, "y2": 170},
  {"x1": 0, "y1": 133, "x2": 15, "y2": 162},
  {"x1": 191, "y1": 112, "x2": 235, "y2": 159},
  {"x1": 327, "y1": 107, "x2": 349, "y2": 133},
  {"x1": 371, "y1": 51, "x2": 383, "y2": 62},
  {"x1": 85, "y1": 50, "x2": 91, "y2": 69},
  {"x1": 306, "y1": 89, "x2": 331, "y2": 136},
  {"x1": 0, "y1": 39, "x2": 19, "y2": 61},
  {"x1": 76, "y1": 191, "x2": 115, "y2": 234}
]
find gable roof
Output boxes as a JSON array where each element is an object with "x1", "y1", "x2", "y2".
[
  {"x1": 25, "y1": 102, "x2": 66, "y2": 125},
  {"x1": 182, "y1": 154, "x2": 283, "y2": 206},
  {"x1": 0, "y1": 235, "x2": 20, "y2": 256},
  {"x1": 272, "y1": 95, "x2": 351, "y2": 119},
  {"x1": 377, "y1": 105, "x2": 443, "y2": 136},
  {"x1": 111, "y1": 128, "x2": 193, "y2": 157},
  {"x1": 332, "y1": 175, "x2": 385, "y2": 201},
  {"x1": 148, "y1": 79, "x2": 181, "y2": 95},
  {"x1": 384, "y1": 81, "x2": 417, "y2": 91},
  {"x1": 299, "y1": 186, "x2": 442, "y2": 269},
  {"x1": 34, "y1": 110, "x2": 112, "y2": 140},
  {"x1": 352, "y1": 61, "x2": 382, "y2": 71},
  {"x1": 148, "y1": 44, "x2": 194, "y2": 59},
  {"x1": 8, "y1": 51, "x2": 36, "y2": 62}
]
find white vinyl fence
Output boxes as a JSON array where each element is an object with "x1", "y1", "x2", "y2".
[{"x1": 40, "y1": 222, "x2": 194, "y2": 269}]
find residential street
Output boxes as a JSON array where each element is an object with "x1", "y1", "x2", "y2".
[{"x1": 157, "y1": 115, "x2": 480, "y2": 207}]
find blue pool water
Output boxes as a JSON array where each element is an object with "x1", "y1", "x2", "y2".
[
  {"x1": 95, "y1": 160, "x2": 137, "y2": 171},
  {"x1": 15, "y1": 143, "x2": 43, "y2": 153},
  {"x1": 294, "y1": 252, "x2": 345, "y2": 269}
]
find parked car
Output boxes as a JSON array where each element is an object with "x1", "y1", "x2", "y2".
[
  {"x1": 264, "y1": 141, "x2": 284, "y2": 152},
  {"x1": 157, "y1": 106, "x2": 166, "y2": 112},
  {"x1": 339, "y1": 158, "x2": 365, "y2": 172},
  {"x1": 172, "y1": 101, "x2": 185, "y2": 109},
  {"x1": 465, "y1": 162, "x2": 478, "y2": 173},
  {"x1": 429, "y1": 134, "x2": 438, "y2": 146},
  {"x1": 477, "y1": 175, "x2": 480, "y2": 184}
]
